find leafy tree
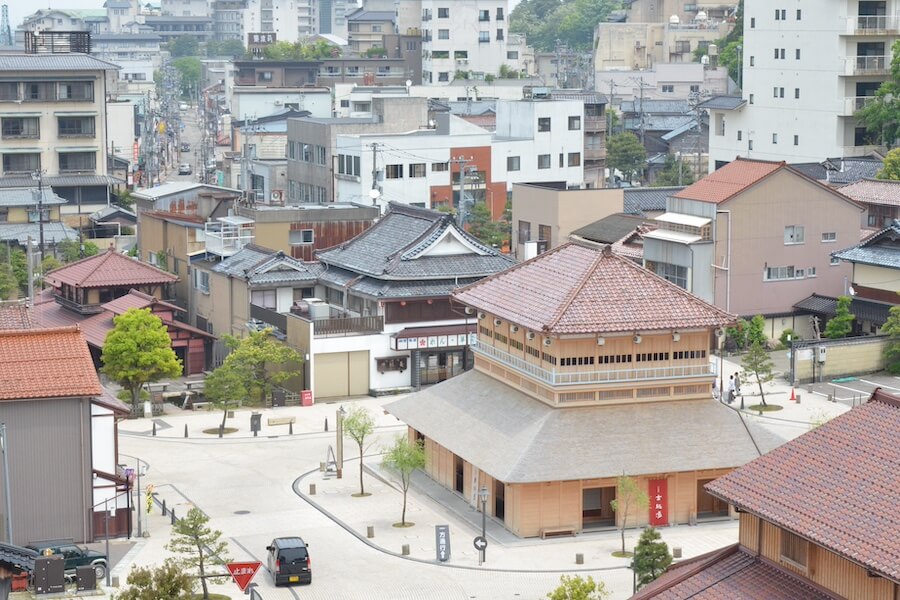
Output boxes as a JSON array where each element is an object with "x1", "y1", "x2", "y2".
[
  {"x1": 57, "y1": 239, "x2": 99, "y2": 263},
  {"x1": 0, "y1": 262, "x2": 17, "y2": 301},
  {"x1": 632, "y1": 527, "x2": 673, "y2": 589},
  {"x1": 468, "y1": 202, "x2": 509, "y2": 248},
  {"x1": 725, "y1": 317, "x2": 749, "y2": 351},
  {"x1": 365, "y1": 46, "x2": 388, "y2": 58},
  {"x1": 546, "y1": 575, "x2": 610, "y2": 600},
  {"x1": 856, "y1": 40, "x2": 899, "y2": 148},
  {"x1": 219, "y1": 329, "x2": 303, "y2": 406},
  {"x1": 824, "y1": 295, "x2": 855, "y2": 339},
  {"x1": 882, "y1": 304, "x2": 900, "y2": 374},
  {"x1": 167, "y1": 508, "x2": 231, "y2": 600},
  {"x1": 381, "y1": 436, "x2": 426, "y2": 526},
  {"x1": 878, "y1": 147, "x2": 900, "y2": 180},
  {"x1": 117, "y1": 559, "x2": 195, "y2": 600},
  {"x1": 168, "y1": 35, "x2": 200, "y2": 58},
  {"x1": 694, "y1": 0, "x2": 743, "y2": 83},
  {"x1": 651, "y1": 154, "x2": 694, "y2": 187},
  {"x1": 203, "y1": 362, "x2": 247, "y2": 433},
  {"x1": 747, "y1": 314, "x2": 767, "y2": 348},
  {"x1": 342, "y1": 405, "x2": 375, "y2": 496},
  {"x1": 607, "y1": 132, "x2": 647, "y2": 183},
  {"x1": 101, "y1": 308, "x2": 182, "y2": 405},
  {"x1": 610, "y1": 475, "x2": 649, "y2": 555},
  {"x1": 263, "y1": 40, "x2": 340, "y2": 60},
  {"x1": 115, "y1": 190, "x2": 136, "y2": 209},
  {"x1": 498, "y1": 64, "x2": 520, "y2": 79},
  {"x1": 740, "y1": 341, "x2": 775, "y2": 406},
  {"x1": 206, "y1": 39, "x2": 246, "y2": 58},
  {"x1": 172, "y1": 57, "x2": 201, "y2": 97},
  {"x1": 0, "y1": 246, "x2": 28, "y2": 297},
  {"x1": 510, "y1": 0, "x2": 619, "y2": 51}
]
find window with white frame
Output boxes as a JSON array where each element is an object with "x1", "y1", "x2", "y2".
[
  {"x1": 432, "y1": 162, "x2": 448, "y2": 172},
  {"x1": 765, "y1": 265, "x2": 797, "y2": 281},
  {"x1": 661, "y1": 84, "x2": 674, "y2": 93},
  {"x1": 568, "y1": 116, "x2": 581, "y2": 130},
  {"x1": 409, "y1": 163, "x2": 426, "y2": 177},
  {"x1": 830, "y1": 256, "x2": 841, "y2": 265},
  {"x1": 821, "y1": 232, "x2": 836, "y2": 242},
  {"x1": 537, "y1": 154, "x2": 550, "y2": 169},
  {"x1": 193, "y1": 269, "x2": 209, "y2": 293},
  {"x1": 251, "y1": 289, "x2": 277, "y2": 309},
  {"x1": 784, "y1": 225, "x2": 805, "y2": 244},
  {"x1": 289, "y1": 229, "x2": 314, "y2": 245}
]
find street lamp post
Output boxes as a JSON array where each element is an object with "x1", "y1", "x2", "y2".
[
  {"x1": 336, "y1": 406, "x2": 346, "y2": 479},
  {"x1": 478, "y1": 486, "x2": 489, "y2": 565},
  {"x1": 0, "y1": 423, "x2": 12, "y2": 543}
]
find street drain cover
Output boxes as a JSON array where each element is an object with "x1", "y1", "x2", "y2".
[{"x1": 234, "y1": 510, "x2": 251, "y2": 515}]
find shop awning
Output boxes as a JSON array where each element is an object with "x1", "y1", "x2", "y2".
[{"x1": 391, "y1": 323, "x2": 476, "y2": 351}]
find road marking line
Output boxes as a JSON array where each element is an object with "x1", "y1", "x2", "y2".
[
  {"x1": 859, "y1": 379, "x2": 900, "y2": 392},
  {"x1": 827, "y1": 382, "x2": 874, "y2": 395}
]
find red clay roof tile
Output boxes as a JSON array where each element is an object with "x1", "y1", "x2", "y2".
[
  {"x1": 705, "y1": 389, "x2": 900, "y2": 581},
  {"x1": 0, "y1": 326, "x2": 102, "y2": 400},
  {"x1": 0, "y1": 303, "x2": 34, "y2": 330},
  {"x1": 672, "y1": 158, "x2": 784, "y2": 204},
  {"x1": 633, "y1": 544, "x2": 840, "y2": 599},
  {"x1": 453, "y1": 242, "x2": 735, "y2": 334},
  {"x1": 44, "y1": 248, "x2": 178, "y2": 289}
]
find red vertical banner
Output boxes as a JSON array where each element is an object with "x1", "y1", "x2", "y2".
[{"x1": 649, "y1": 479, "x2": 668, "y2": 526}]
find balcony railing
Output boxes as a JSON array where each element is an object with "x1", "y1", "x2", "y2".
[
  {"x1": 584, "y1": 147, "x2": 607, "y2": 161},
  {"x1": 844, "y1": 55, "x2": 889, "y2": 76},
  {"x1": 846, "y1": 15, "x2": 900, "y2": 34},
  {"x1": 473, "y1": 340, "x2": 714, "y2": 387},
  {"x1": 313, "y1": 315, "x2": 383, "y2": 337},
  {"x1": 584, "y1": 116, "x2": 606, "y2": 132},
  {"x1": 843, "y1": 95, "x2": 877, "y2": 115}
]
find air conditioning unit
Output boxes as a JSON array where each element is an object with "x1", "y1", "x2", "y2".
[
  {"x1": 493, "y1": 318, "x2": 502, "y2": 327},
  {"x1": 526, "y1": 331, "x2": 535, "y2": 341},
  {"x1": 543, "y1": 338, "x2": 552, "y2": 347},
  {"x1": 270, "y1": 190, "x2": 282, "y2": 202},
  {"x1": 273, "y1": 100, "x2": 283, "y2": 105},
  {"x1": 633, "y1": 334, "x2": 642, "y2": 344},
  {"x1": 714, "y1": 327, "x2": 724, "y2": 338},
  {"x1": 510, "y1": 325, "x2": 519, "y2": 333},
  {"x1": 672, "y1": 331, "x2": 681, "y2": 342}
]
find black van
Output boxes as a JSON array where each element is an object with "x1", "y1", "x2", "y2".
[{"x1": 266, "y1": 537, "x2": 311, "y2": 586}]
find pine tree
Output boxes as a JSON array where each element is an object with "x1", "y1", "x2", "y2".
[
  {"x1": 632, "y1": 527, "x2": 673, "y2": 589},
  {"x1": 741, "y1": 341, "x2": 775, "y2": 406},
  {"x1": 167, "y1": 508, "x2": 231, "y2": 600}
]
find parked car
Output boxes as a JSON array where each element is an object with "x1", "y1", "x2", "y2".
[
  {"x1": 178, "y1": 163, "x2": 192, "y2": 175},
  {"x1": 266, "y1": 537, "x2": 311, "y2": 586},
  {"x1": 25, "y1": 540, "x2": 107, "y2": 580},
  {"x1": 180, "y1": 142, "x2": 191, "y2": 152}
]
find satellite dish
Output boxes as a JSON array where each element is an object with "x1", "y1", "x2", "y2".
[
  {"x1": 696, "y1": 10, "x2": 708, "y2": 21},
  {"x1": 405, "y1": 79, "x2": 412, "y2": 88},
  {"x1": 848, "y1": 286, "x2": 856, "y2": 296},
  {"x1": 668, "y1": 14, "x2": 680, "y2": 25},
  {"x1": 369, "y1": 188, "x2": 381, "y2": 199}
]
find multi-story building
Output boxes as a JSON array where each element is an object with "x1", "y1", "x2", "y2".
[
  {"x1": 239, "y1": 0, "x2": 352, "y2": 42},
  {"x1": 0, "y1": 51, "x2": 122, "y2": 225},
  {"x1": 638, "y1": 388, "x2": 900, "y2": 599},
  {"x1": 0, "y1": 188, "x2": 76, "y2": 250},
  {"x1": 228, "y1": 60, "x2": 331, "y2": 120},
  {"x1": 144, "y1": 15, "x2": 213, "y2": 44},
  {"x1": 625, "y1": 0, "x2": 739, "y2": 24},
  {"x1": 287, "y1": 96, "x2": 430, "y2": 204},
  {"x1": 594, "y1": 18, "x2": 731, "y2": 71},
  {"x1": 161, "y1": 0, "x2": 210, "y2": 17},
  {"x1": 17, "y1": 9, "x2": 109, "y2": 37},
  {"x1": 642, "y1": 158, "x2": 863, "y2": 337},
  {"x1": 595, "y1": 63, "x2": 729, "y2": 104},
  {"x1": 386, "y1": 241, "x2": 783, "y2": 538},
  {"x1": 706, "y1": 0, "x2": 900, "y2": 169},
  {"x1": 550, "y1": 90, "x2": 607, "y2": 187},
  {"x1": 91, "y1": 33, "x2": 162, "y2": 90},
  {"x1": 346, "y1": 9, "x2": 395, "y2": 53},
  {"x1": 211, "y1": 0, "x2": 247, "y2": 42},
  {"x1": 317, "y1": 54, "x2": 422, "y2": 87},
  {"x1": 333, "y1": 98, "x2": 586, "y2": 217},
  {"x1": 420, "y1": 0, "x2": 509, "y2": 84}
]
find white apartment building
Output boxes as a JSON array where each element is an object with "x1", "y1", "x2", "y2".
[
  {"x1": 334, "y1": 99, "x2": 585, "y2": 213},
  {"x1": 240, "y1": 0, "x2": 351, "y2": 42},
  {"x1": 707, "y1": 0, "x2": 899, "y2": 169},
  {"x1": 421, "y1": 0, "x2": 510, "y2": 84},
  {"x1": 92, "y1": 33, "x2": 162, "y2": 92},
  {"x1": 161, "y1": 0, "x2": 210, "y2": 17}
]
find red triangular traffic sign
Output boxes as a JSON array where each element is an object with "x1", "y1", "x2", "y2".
[{"x1": 226, "y1": 561, "x2": 262, "y2": 591}]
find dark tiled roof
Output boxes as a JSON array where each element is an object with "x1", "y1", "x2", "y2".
[
  {"x1": 705, "y1": 389, "x2": 900, "y2": 581},
  {"x1": 570, "y1": 213, "x2": 651, "y2": 244},
  {"x1": 453, "y1": 243, "x2": 735, "y2": 335},
  {"x1": 212, "y1": 245, "x2": 321, "y2": 285},
  {"x1": 0, "y1": 222, "x2": 77, "y2": 245},
  {"x1": 0, "y1": 54, "x2": 120, "y2": 72},
  {"x1": 0, "y1": 542, "x2": 37, "y2": 573},
  {"x1": 697, "y1": 95, "x2": 746, "y2": 110},
  {"x1": 633, "y1": 544, "x2": 839, "y2": 599},
  {"x1": 346, "y1": 9, "x2": 394, "y2": 20},
  {"x1": 620, "y1": 99, "x2": 690, "y2": 115},
  {"x1": 0, "y1": 175, "x2": 123, "y2": 188},
  {"x1": 832, "y1": 221, "x2": 900, "y2": 269},
  {"x1": 789, "y1": 162, "x2": 828, "y2": 181},
  {"x1": 793, "y1": 293, "x2": 893, "y2": 325},
  {"x1": 350, "y1": 276, "x2": 483, "y2": 299},
  {"x1": 825, "y1": 158, "x2": 884, "y2": 185},
  {"x1": 623, "y1": 186, "x2": 683, "y2": 214},
  {"x1": 317, "y1": 203, "x2": 514, "y2": 280},
  {"x1": 0, "y1": 188, "x2": 65, "y2": 207}
]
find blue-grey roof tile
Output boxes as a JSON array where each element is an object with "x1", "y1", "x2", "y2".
[{"x1": 832, "y1": 221, "x2": 900, "y2": 269}]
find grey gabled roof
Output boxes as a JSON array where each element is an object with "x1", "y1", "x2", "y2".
[
  {"x1": 623, "y1": 186, "x2": 683, "y2": 215},
  {"x1": 0, "y1": 542, "x2": 37, "y2": 572},
  {"x1": 0, "y1": 222, "x2": 77, "y2": 245},
  {"x1": 348, "y1": 275, "x2": 483, "y2": 299},
  {"x1": 570, "y1": 213, "x2": 651, "y2": 244},
  {"x1": 698, "y1": 95, "x2": 746, "y2": 110},
  {"x1": 793, "y1": 293, "x2": 893, "y2": 325},
  {"x1": 212, "y1": 245, "x2": 321, "y2": 285},
  {"x1": 316, "y1": 203, "x2": 515, "y2": 280},
  {"x1": 789, "y1": 162, "x2": 828, "y2": 181},
  {"x1": 347, "y1": 9, "x2": 395, "y2": 21},
  {"x1": 824, "y1": 157, "x2": 884, "y2": 185},
  {"x1": 0, "y1": 54, "x2": 120, "y2": 72},
  {"x1": 386, "y1": 370, "x2": 786, "y2": 484},
  {"x1": 620, "y1": 99, "x2": 690, "y2": 115},
  {"x1": 0, "y1": 175, "x2": 123, "y2": 188},
  {"x1": 832, "y1": 221, "x2": 900, "y2": 270},
  {"x1": 0, "y1": 188, "x2": 65, "y2": 208}
]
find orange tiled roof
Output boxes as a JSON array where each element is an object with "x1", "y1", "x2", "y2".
[
  {"x1": 453, "y1": 243, "x2": 735, "y2": 335},
  {"x1": 44, "y1": 248, "x2": 178, "y2": 289},
  {"x1": 673, "y1": 158, "x2": 784, "y2": 204},
  {"x1": 101, "y1": 289, "x2": 183, "y2": 315},
  {"x1": 0, "y1": 326, "x2": 102, "y2": 400}
]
